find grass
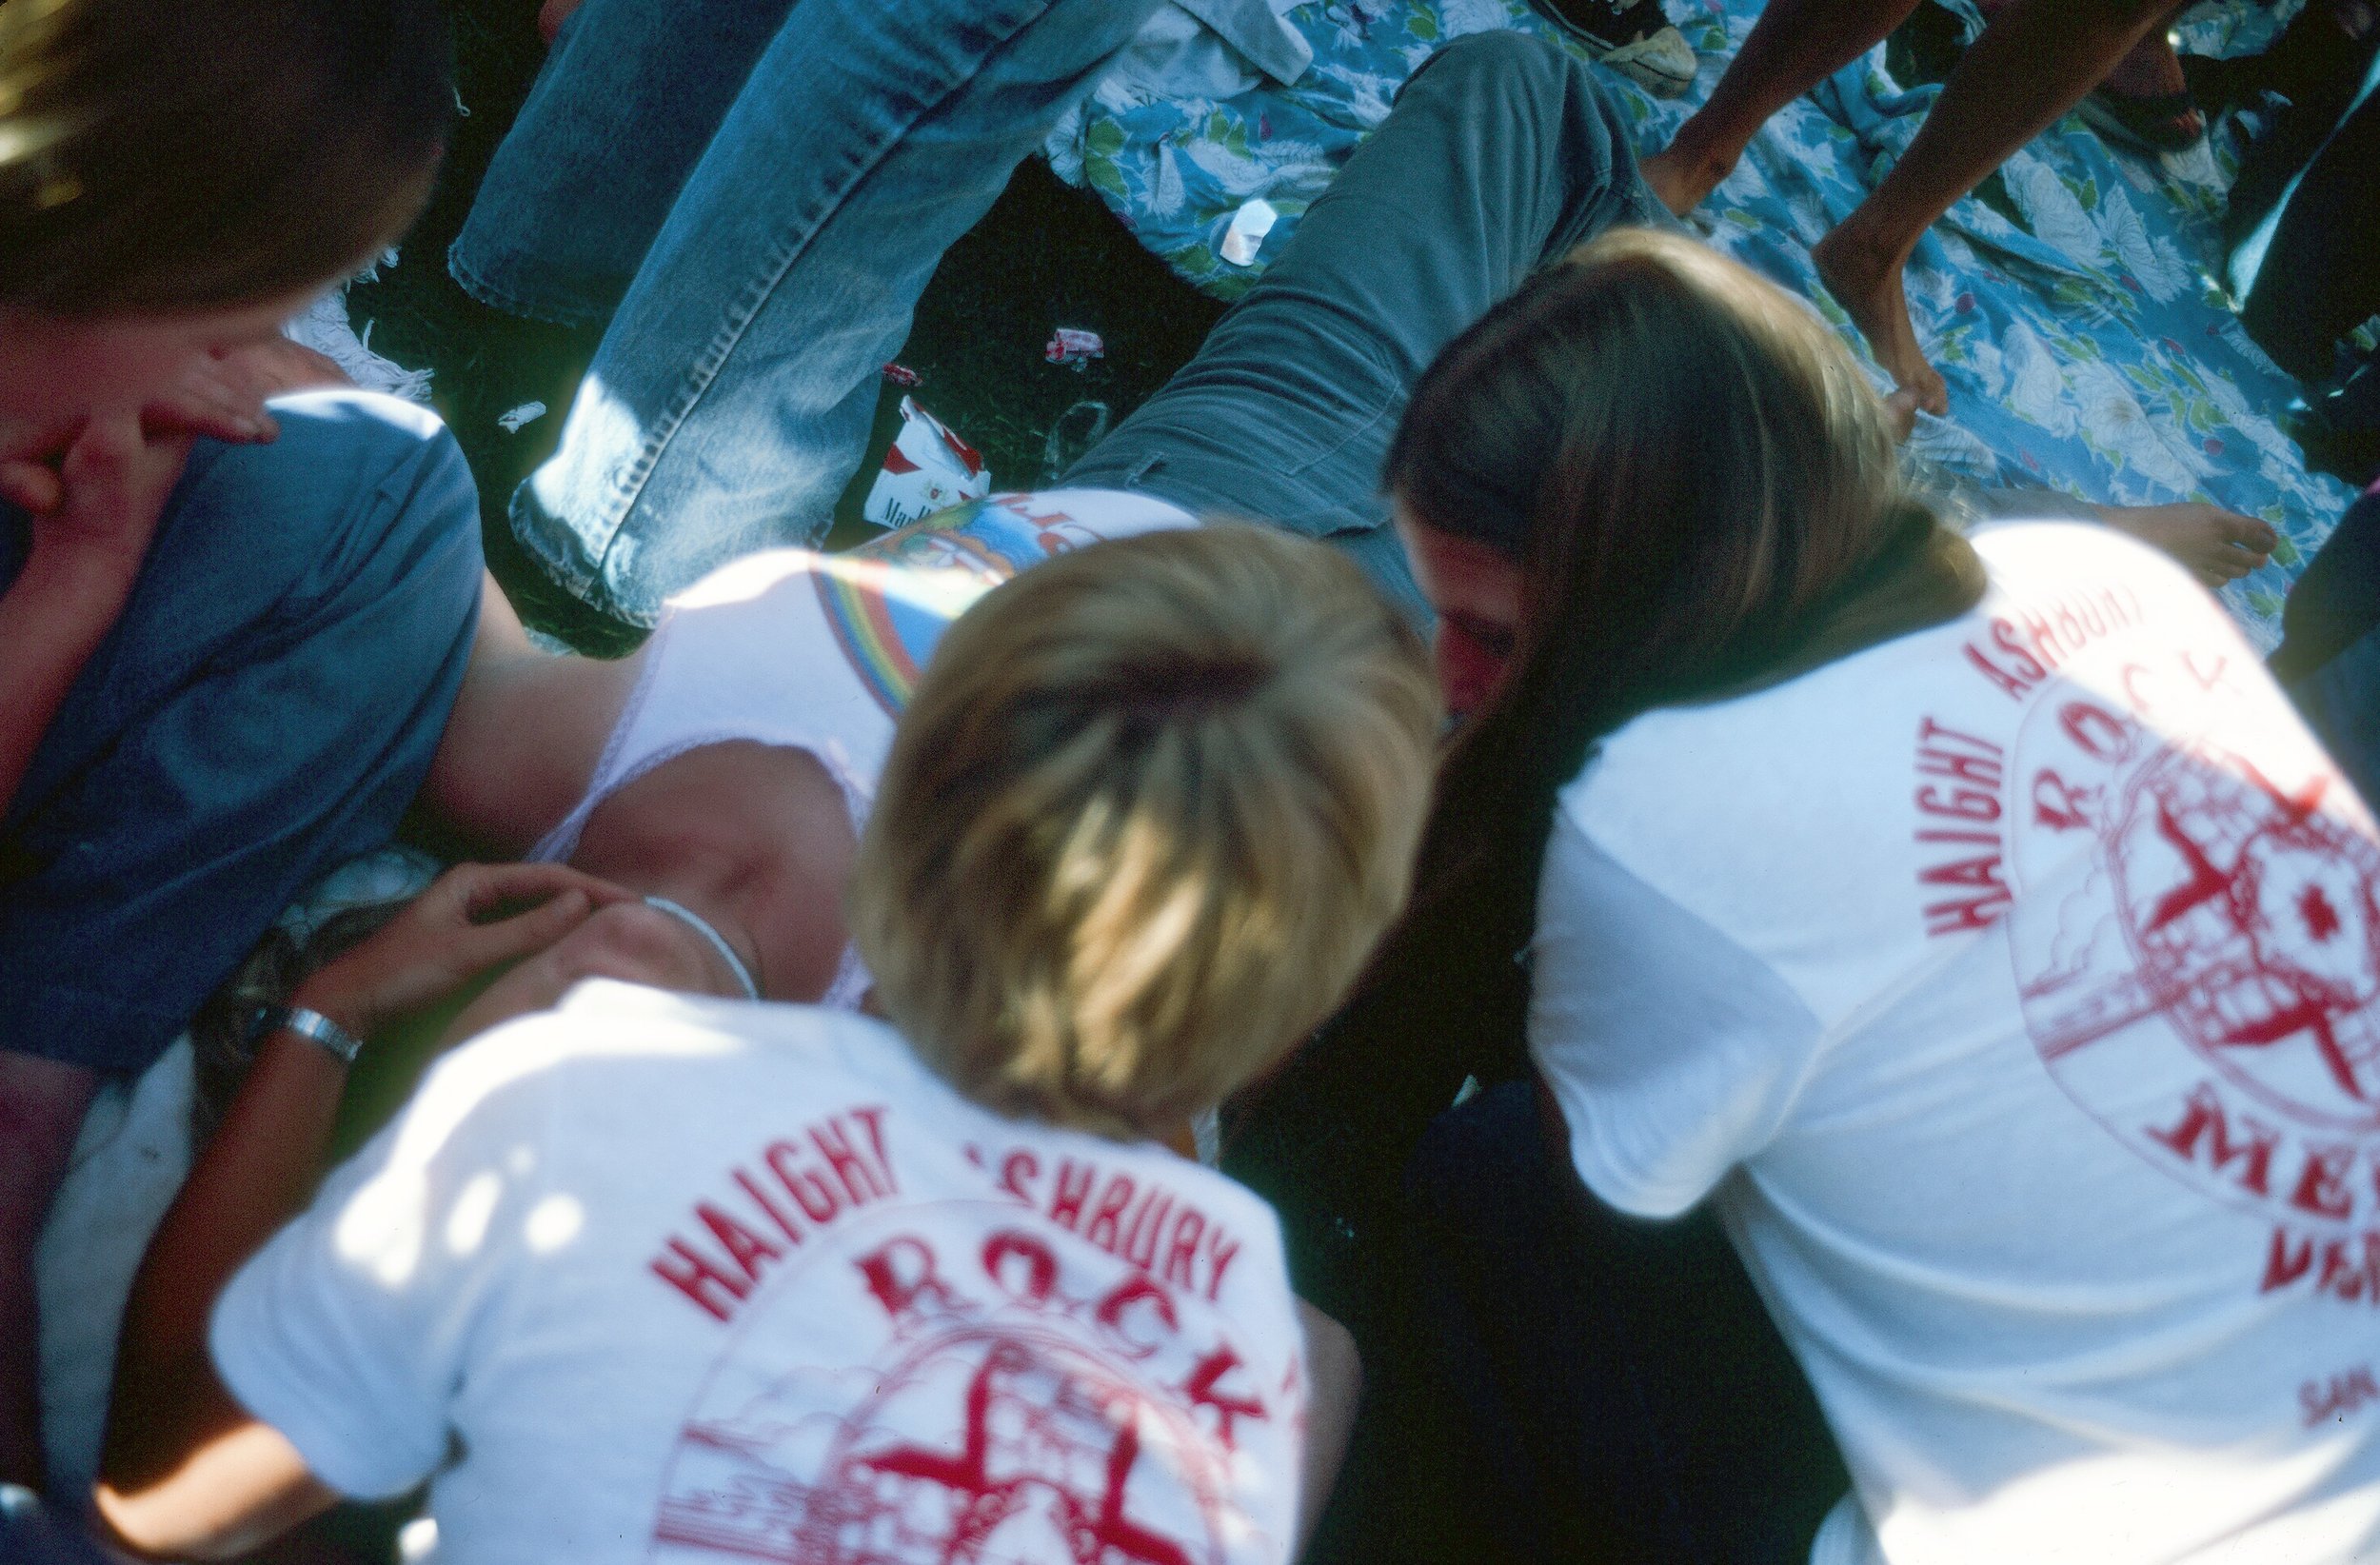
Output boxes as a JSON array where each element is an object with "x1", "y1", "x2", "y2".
[{"x1": 349, "y1": 0, "x2": 1226, "y2": 654}]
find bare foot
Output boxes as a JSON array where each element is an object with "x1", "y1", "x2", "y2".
[
  {"x1": 1641, "y1": 142, "x2": 1731, "y2": 218},
  {"x1": 2092, "y1": 502, "x2": 2277, "y2": 585},
  {"x1": 1812, "y1": 223, "x2": 1949, "y2": 416}
]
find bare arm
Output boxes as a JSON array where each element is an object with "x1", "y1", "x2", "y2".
[
  {"x1": 95, "y1": 863, "x2": 625, "y2": 1559},
  {"x1": 1296, "y1": 1299, "x2": 1362, "y2": 1558},
  {"x1": 415, "y1": 577, "x2": 640, "y2": 859}
]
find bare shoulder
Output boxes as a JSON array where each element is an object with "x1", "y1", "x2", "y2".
[
  {"x1": 570, "y1": 741, "x2": 861, "y2": 1004},
  {"x1": 425, "y1": 640, "x2": 646, "y2": 859}
]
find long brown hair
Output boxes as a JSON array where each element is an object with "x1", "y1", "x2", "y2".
[
  {"x1": 1393, "y1": 228, "x2": 1982, "y2": 916},
  {"x1": 1238, "y1": 231, "x2": 1985, "y2": 1193},
  {"x1": 0, "y1": 0, "x2": 453, "y2": 314}
]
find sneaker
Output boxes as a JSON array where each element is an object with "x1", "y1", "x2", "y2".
[{"x1": 1527, "y1": 0, "x2": 1700, "y2": 97}]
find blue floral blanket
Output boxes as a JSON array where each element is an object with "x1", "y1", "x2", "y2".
[{"x1": 1047, "y1": 0, "x2": 2357, "y2": 645}]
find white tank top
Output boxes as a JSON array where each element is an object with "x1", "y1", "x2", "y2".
[{"x1": 529, "y1": 490, "x2": 1198, "y2": 1009}]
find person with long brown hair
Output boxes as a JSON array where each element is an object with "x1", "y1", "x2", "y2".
[{"x1": 1250, "y1": 228, "x2": 2380, "y2": 1561}]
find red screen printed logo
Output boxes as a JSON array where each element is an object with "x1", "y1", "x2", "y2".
[
  {"x1": 647, "y1": 1206, "x2": 1290, "y2": 1565},
  {"x1": 2003, "y1": 649, "x2": 2380, "y2": 1255}
]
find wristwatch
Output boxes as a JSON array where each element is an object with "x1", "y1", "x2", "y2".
[{"x1": 246, "y1": 1004, "x2": 365, "y2": 1065}]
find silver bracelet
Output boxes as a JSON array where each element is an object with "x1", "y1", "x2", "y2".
[{"x1": 248, "y1": 1004, "x2": 365, "y2": 1065}]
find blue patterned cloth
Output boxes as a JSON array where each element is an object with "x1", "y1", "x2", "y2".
[{"x1": 1047, "y1": 0, "x2": 2357, "y2": 645}]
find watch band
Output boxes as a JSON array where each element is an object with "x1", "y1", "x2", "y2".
[{"x1": 251, "y1": 1004, "x2": 365, "y2": 1065}]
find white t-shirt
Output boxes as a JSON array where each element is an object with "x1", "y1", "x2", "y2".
[
  {"x1": 1531, "y1": 523, "x2": 2380, "y2": 1565},
  {"x1": 528, "y1": 489, "x2": 1194, "y2": 1009},
  {"x1": 213, "y1": 981, "x2": 1307, "y2": 1565}
]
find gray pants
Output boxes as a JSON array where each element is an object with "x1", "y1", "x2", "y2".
[{"x1": 1065, "y1": 30, "x2": 1673, "y2": 620}]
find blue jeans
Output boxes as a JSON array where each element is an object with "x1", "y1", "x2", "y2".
[
  {"x1": 453, "y1": 0, "x2": 1165, "y2": 624},
  {"x1": 1064, "y1": 30, "x2": 1675, "y2": 621},
  {"x1": 0, "y1": 394, "x2": 482, "y2": 1077}
]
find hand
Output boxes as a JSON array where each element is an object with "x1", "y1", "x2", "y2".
[
  {"x1": 293, "y1": 862, "x2": 636, "y2": 1040},
  {"x1": 136, "y1": 339, "x2": 352, "y2": 449},
  {"x1": 0, "y1": 339, "x2": 351, "y2": 513},
  {"x1": 10, "y1": 412, "x2": 198, "y2": 585},
  {"x1": 208, "y1": 338, "x2": 354, "y2": 401}
]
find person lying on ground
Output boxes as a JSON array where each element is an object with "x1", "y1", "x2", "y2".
[
  {"x1": 93, "y1": 524, "x2": 1437, "y2": 1565},
  {"x1": 0, "y1": 0, "x2": 472, "y2": 1496},
  {"x1": 420, "y1": 22, "x2": 2270, "y2": 1024},
  {"x1": 1281, "y1": 225, "x2": 2380, "y2": 1562}
]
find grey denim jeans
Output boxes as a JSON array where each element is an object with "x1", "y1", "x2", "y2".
[{"x1": 1064, "y1": 30, "x2": 1676, "y2": 622}]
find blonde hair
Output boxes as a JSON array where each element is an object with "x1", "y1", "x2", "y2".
[{"x1": 850, "y1": 525, "x2": 1441, "y2": 1139}]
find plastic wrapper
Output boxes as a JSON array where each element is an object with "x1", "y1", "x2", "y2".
[{"x1": 1044, "y1": 327, "x2": 1105, "y2": 366}]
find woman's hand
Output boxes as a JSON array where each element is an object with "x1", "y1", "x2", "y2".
[
  {"x1": 10, "y1": 412, "x2": 199, "y2": 585},
  {"x1": 294, "y1": 862, "x2": 636, "y2": 1041}
]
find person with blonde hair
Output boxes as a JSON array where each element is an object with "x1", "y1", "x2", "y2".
[
  {"x1": 76, "y1": 41, "x2": 1631, "y2": 1555},
  {"x1": 852, "y1": 526, "x2": 1439, "y2": 1143},
  {"x1": 93, "y1": 524, "x2": 1437, "y2": 1565}
]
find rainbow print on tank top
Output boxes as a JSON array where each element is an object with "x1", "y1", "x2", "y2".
[{"x1": 815, "y1": 497, "x2": 1080, "y2": 715}]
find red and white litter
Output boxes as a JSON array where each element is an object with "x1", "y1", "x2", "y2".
[
  {"x1": 862, "y1": 396, "x2": 991, "y2": 528},
  {"x1": 1044, "y1": 327, "x2": 1105, "y2": 367}
]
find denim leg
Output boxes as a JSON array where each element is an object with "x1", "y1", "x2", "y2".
[
  {"x1": 450, "y1": 0, "x2": 801, "y2": 327},
  {"x1": 1063, "y1": 30, "x2": 1674, "y2": 621},
  {"x1": 0, "y1": 394, "x2": 483, "y2": 1078},
  {"x1": 2275, "y1": 488, "x2": 2380, "y2": 805},
  {"x1": 512, "y1": 0, "x2": 1165, "y2": 624}
]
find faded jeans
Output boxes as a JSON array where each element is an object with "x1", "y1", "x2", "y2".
[
  {"x1": 452, "y1": 0, "x2": 1165, "y2": 624},
  {"x1": 1062, "y1": 30, "x2": 1674, "y2": 618}
]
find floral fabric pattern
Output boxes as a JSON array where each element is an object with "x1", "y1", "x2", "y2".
[{"x1": 1048, "y1": 0, "x2": 2355, "y2": 644}]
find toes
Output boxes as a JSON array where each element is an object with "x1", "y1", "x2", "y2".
[{"x1": 2220, "y1": 512, "x2": 2279, "y2": 559}]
